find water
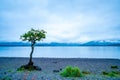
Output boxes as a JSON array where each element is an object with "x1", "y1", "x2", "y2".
[{"x1": 0, "y1": 46, "x2": 120, "y2": 59}]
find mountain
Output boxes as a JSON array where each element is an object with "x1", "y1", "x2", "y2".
[
  {"x1": 0, "y1": 42, "x2": 82, "y2": 46},
  {"x1": 0, "y1": 40, "x2": 120, "y2": 46},
  {"x1": 83, "y1": 40, "x2": 120, "y2": 46},
  {"x1": 0, "y1": 42, "x2": 30, "y2": 46}
]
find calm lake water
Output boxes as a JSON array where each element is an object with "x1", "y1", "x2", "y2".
[{"x1": 0, "y1": 46, "x2": 120, "y2": 59}]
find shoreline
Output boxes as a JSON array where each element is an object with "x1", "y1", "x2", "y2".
[
  {"x1": 0, "y1": 57, "x2": 120, "y2": 60},
  {"x1": 0, "y1": 57, "x2": 120, "y2": 80}
]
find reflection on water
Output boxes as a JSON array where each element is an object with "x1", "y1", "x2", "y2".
[{"x1": 0, "y1": 46, "x2": 120, "y2": 59}]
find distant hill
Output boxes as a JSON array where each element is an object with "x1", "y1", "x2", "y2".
[
  {"x1": 0, "y1": 40, "x2": 120, "y2": 46},
  {"x1": 0, "y1": 42, "x2": 30, "y2": 46},
  {"x1": 0, "y1": 42, "x2": 81, "y2": 46},
  {"x1": 83, "y1": 40, "x2": 120, "y2": 46}
]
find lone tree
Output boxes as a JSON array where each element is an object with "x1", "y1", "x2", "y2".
[{"x1": 19, "y1": 28, "x2": 46, "y2": 70}]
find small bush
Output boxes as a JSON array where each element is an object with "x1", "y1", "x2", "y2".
[
  {"x1": 60, "y1": 66, "x2": 83, "y2": 77},
  {"x1": 108, "y1": 72, "x2": 116, "y2": 77},
  {"x1": 111, "y1": 66, "x2": 118, "y2": 69},
  {"x1": 102, "y1": 71, "x2": 109, "y2": 75}
]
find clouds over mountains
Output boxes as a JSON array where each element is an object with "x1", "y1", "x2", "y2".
[{"x1": 0, "y1": 0, "x2": 120, "y2": 42}]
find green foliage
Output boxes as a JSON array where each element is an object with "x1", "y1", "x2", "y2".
[
  {"x1": 60, "y1": 66, "x2": 83, "y2": 77},
  {"x1": 17, "y1": 65, "x2": 37, "y2": 71},
  {"x1": 20, "y1": 28, "x2": 46, "y2": 43},
  {"x1": 108, "y1": 72, "x2": 117, "y2": 77},
  {"x1": 102, "y1": 71, "x2": 109, "y2": 75},
  {"x1": 2, "y1": 76, "x2": 11, "y2": 80},
  {"x1": 102, "y1": 71, "x2": 120, "y2": 77},
  {"x1": 17, "y1": 67, "x2": 25, "y2": 72},
  {"x1": 112, "y1": 71, "x2": 120, "y2": 75},
  {"x1": 8, "y1": 70, "x2": 12, "y2": 72},
  {"x1": 111, "y1": 65, "x2": 118, "y2": 69},
  {"x1": 102, "y1": 65, "x2": 120, "y2": 77}
]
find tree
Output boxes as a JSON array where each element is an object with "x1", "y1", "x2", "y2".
[{"x1": 19, "y1": 28, "x2": 46, "y2": 70}]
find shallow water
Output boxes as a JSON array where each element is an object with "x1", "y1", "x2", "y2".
[{"x1": 0, "y1": 46, "x2": 120, "y2": 59}]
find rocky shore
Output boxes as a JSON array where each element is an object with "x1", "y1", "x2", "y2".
[{"x1": 0, "y1": 57, "x2": 120, "y2": 80}]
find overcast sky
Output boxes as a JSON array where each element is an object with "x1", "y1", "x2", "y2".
[{"x1": 0, "y1": 0, "x2": 120, "y2": 42}]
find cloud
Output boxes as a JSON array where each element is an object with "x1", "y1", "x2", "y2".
[{"x1": 0, "y1": 0, "x2": 120, "y2": 42}]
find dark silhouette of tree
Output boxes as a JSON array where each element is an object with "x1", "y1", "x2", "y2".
[{"x1": 19, "y1": 28, "x2": 46, "y2": 70}]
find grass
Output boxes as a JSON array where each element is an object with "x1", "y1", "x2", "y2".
[
  {"x1": 112, "y1": 71, "x2": 120, "y2": 75},
  {"x1": 60, "y1": 66, "x2": 83, "y2": 77},
  {"x1": 102, "y1": 71, "x2": 120, "y2": 77},
  {"x1": 102, "y1": 71, "x2": 109, "y2": 75},
  {"x1": 111, "y1": 65, "x2": 118, "y2": 69},
  {"x1": 8, "y1": 70, "x2": 13, "y2": 73},
  {"x1": 2, "y1": 76, "x2": 11, "y2": 80},
  {"x1": 17, "y1": 67, "x2": 25, "y2": 72}
]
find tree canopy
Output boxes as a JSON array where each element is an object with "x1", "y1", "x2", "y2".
[{"x1": 20, "y1": 28, "x2": 46, "y2": 43}]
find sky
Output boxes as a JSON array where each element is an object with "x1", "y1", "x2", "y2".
[{"x1": 0, "y1": 0, "x2": 120, "y2": 43}]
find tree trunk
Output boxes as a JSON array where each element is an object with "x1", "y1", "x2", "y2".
[{"x1": 28, "y1": 42, "x2": 35, "y2": 65}]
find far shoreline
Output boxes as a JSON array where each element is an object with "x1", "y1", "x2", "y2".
[
  {"x1": 0, "y1": 57, "x2": 120, "y2": 60},
  {"x1": 1, "y1": 45, "x2": 120, "y2": 47}
]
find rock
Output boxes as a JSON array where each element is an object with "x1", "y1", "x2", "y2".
[
  {"x1": 53, "y1": 70, "x2": 59, "y2": 73},
  {"x1": 60, "y1": 68, "x2": 62, "y2": 71},
  {"x1": 53, "y1": 62, "x2": 57, "y2": 64}
]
